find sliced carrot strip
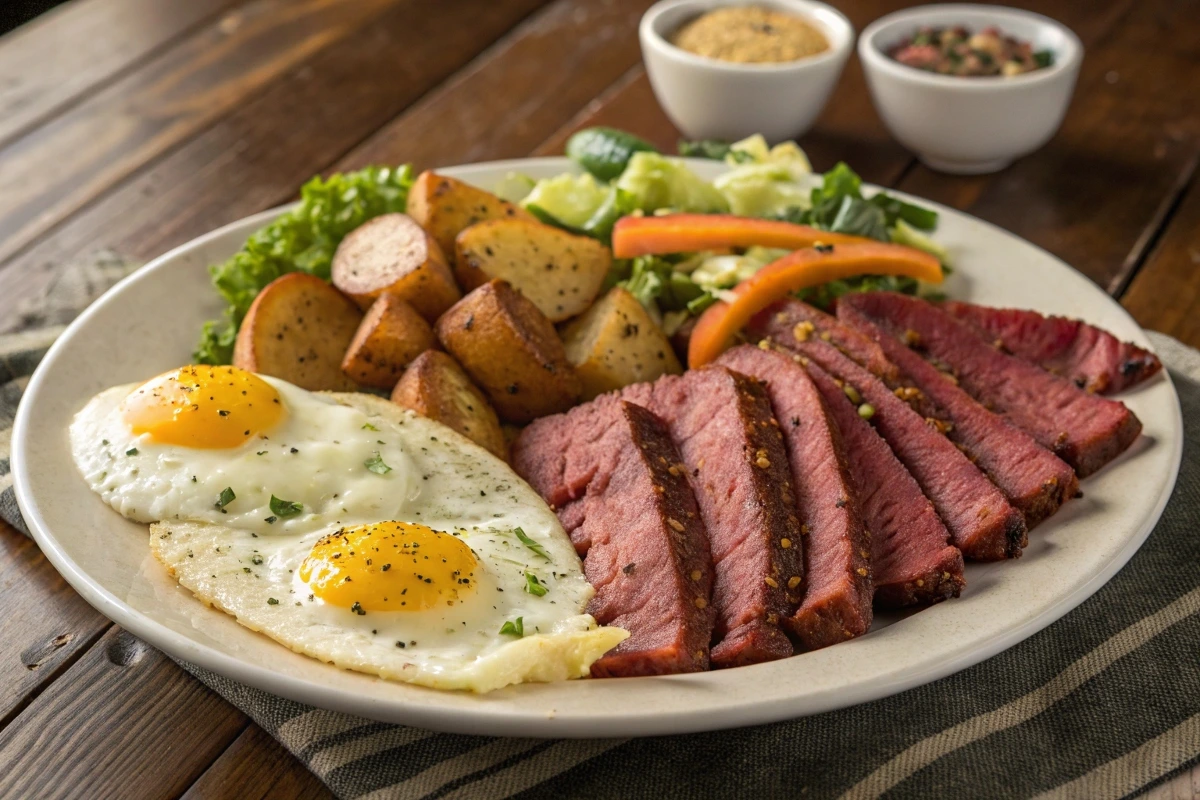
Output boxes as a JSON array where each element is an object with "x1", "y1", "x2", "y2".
[
  {"x1": 612, "y1": 214, "x2": 869, "y2": 258},
  {"x1": 687, "y1": 243, "x2": 943, "y2": 368}
]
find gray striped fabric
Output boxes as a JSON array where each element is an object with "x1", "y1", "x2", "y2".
[{"x1": 2, "y1": 257, "x2": 1198, "y2": 799}]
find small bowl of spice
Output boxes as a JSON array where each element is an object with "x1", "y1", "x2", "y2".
[
  {"x1": 859, "y1": 4, "x2": 1082, "y2": 174},
  {"x1": 640, "y1": 0, "x2": 854, "y2": 142}
]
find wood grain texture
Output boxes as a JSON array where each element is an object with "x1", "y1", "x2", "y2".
[
  {"x1": 1121, "y1": 178, "x2": 1200, "y2": 349},
  {"x1": 341, "y1": 0, "x2": 659, "y2": 170},
  {"x1": 0, "y1": 0, "x2": 404, "y2": 269},
  {"x1": 1140, "y1": 763, "x2": 1200, "y2": 800},
  {"x1": 0, "y1": 0, "x2": 243, "y2": 146},
  {"x1": 894, "y1": 0, "x2": 1200, "y2": 294},
  {"x1": 183, "y1": 723, "x2": 333, "y2": 800},
  {"x1": 0, "y1": 626, "x2": 247, "y2": 800},
  {"x1": 0, "y1": 522, "x2": 109, "y2": 726}
]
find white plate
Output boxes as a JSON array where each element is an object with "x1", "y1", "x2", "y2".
[{"x1": 13, "y1": 158, "x2": 1183, "y2": 738}]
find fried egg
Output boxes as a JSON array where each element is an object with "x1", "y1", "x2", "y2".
[{"x1": 70, "y1": 366, "x2": 626, "y2": 692}]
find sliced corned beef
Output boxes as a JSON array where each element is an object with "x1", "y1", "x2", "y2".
[
  {"x1": 513, "y1": 366, "x2": 803, "y2": 668},
  {"x1": 582, "y1": 402, "x2": 715, "y2": 677},
  {"x1": 840, "y1": 293, "x2": 1142, "y2": 477},
  {"x1": 804, "y1": 358, "x2": 965, "y2": 606},
  {"x1": 943, "y1": 300, "x2": 1162, "y2": 394},
  {"x1": 748, "y1": 301, "x2": 1027, "y2": 561},
  {"x1": 716, "y1": 345, "x2": 873, "y2": 649},
  {"x1": 839, "y1": 304, "x2": 1079, "y2": 528},
  {"x1": 752, "y1": 299, "x2": 898, "y2": 382}
]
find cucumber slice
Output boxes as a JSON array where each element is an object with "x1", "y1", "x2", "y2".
[{"x1": 566, "y1": 127, "x2": 659, "y2": 181}]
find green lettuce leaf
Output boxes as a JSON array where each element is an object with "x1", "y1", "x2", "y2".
[{"x1": 195, "y1": 165, "x2": 413, "y2": 364}]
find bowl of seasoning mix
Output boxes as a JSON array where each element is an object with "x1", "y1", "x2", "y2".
[
  {"x1": 859, "y1": 4, "x2": 1082, "y2": 174},
  {"x1": 640, "y1": 0, "x2": 854, "y2": 142}
]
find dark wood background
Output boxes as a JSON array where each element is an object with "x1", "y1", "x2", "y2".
[{"x1": 0, "y1": 0, "x2": 1196, "y2": 796}]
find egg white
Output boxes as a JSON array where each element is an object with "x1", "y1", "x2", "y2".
[{"x1": 71, "y1": 379, "x2": 626, "y2": 691}]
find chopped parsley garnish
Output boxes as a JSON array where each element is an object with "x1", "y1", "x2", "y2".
[
  {"x1": 499, "y1": 617, "x2": 524, "y2": 637},
  {"x1": 514, "y1": 527, "x2": 550, "y2": 561},
  {"x1": 362, "y1": 422, "x2": 379, "y2": 431},
  {"x1": 524, "y1": 572, "x2": 548, "y2": 597},
  {"x1": 269, "y1": 495, "x2": 303, "y2": 517},
  {"x1": 267, "y1": 598, "x2": 279, "y2": 605},
  {"x1": 364, "y1": 452, "x2": 392, "y2": 475},
  {"x1": 251, "y1": 555, "x2": 263, "y2": 565},
  {"x1": 101, "y1": 439, "x2": 109, "y2": 446},
  {"x1": 264, "y1": 516, "x2": 277, "y2": 524},
  {"x1": 215, "y1": 486, "x2": 236, "y2": 509},
  {"x1": 125, "y1": 447, "x2": 139, "y2": 456}
]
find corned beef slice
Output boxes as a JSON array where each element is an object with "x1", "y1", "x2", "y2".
[
  {"x1": 804, "y1": 359, "x2": 965, "y2": 606},
  {"x1": 715, "y1": 345, "x2": 873, "y2": 648},
  {"x1": 513, "y1": 367, "x2": 802, "y2": 667},
  {"x1": 748, "y1": 301, "x2": 1027, "y2": 561},
  {"x1": 943, "y1": 300, "x2": 1162, "y2": 394},
  {"x1": 581, "y1": 402, "x2": 715, "y2": 677},
  {"x1": 757, "y1": 299, "x2": 898, "y2": 382},
  {"x1": 837, "y1": 303, "x2": 1078, "y2": 528},
  {"x1": 840, "y1": 293, "x2": 1142, "y2": 477}
]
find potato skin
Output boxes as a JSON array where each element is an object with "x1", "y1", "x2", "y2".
[
  {"x1": 330, "y1": 213, "x2": 460, "y2": 321},
  {"x1": 233, "y1": 272, "x2": 362, "y2": 391},
  {"x1": 435, "y1": 280, "x2": 581, "y2": 423},
  {"x1": 406, "y1": 170, "x2": 534, "y2": 260},
  {"x1": 340, "y1": 295, "x2": 436, "y2": 389},
  {"x1": 391, "y1": 350, "x2": 507, "y2": 459},
  {"x1": 454, "y1": 218, "x2": 611, "y2": 322},
  {"x1": 561, "y1": 287, "x2": 683, "y2": 400}
]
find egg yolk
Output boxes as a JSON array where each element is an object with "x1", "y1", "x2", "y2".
[
  {"x1": 122, "y1": 365, "x2": 284, "y2": 449},
  {"x1": 299, "y1": 522, "x2": 478, "y2": 613}
]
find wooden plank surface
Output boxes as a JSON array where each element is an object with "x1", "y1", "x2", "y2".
[
  {"x1": 1122, "y1": 177, "x2": 1200, "y2": 349},
  {"x1": 0, "y1": 0, "x2": 404, "y2": 268},
  {"x1": 0, "y1": 626, "x2": 247, "y2": 800},
  {"x1": 0, "y1": 0, "x2": 243, "y2": 146},
  {"x1": 183, "y1": 723, "x2": 334, "y2": 800},
  {"x1": 0, "y1": 522, "x2": 109, "y2": 727}
]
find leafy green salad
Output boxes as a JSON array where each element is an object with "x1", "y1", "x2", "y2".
[{"x1": 194, "y1": 127, "x2": 947, "y2": 364}]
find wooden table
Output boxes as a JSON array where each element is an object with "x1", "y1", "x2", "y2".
[{"x1": 0, "y1": 0, "x2": 1196, "y2": 796}]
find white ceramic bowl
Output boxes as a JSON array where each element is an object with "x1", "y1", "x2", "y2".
[
  {"x1": 640, "y1": 0, "x2": 854, "y2": 142},
  {"x1": 859, "y1": 4, "x2": 1082, "y2": 174}
]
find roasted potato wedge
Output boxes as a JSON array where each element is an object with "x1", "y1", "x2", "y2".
[
  {"x1": 340, "y1": 294, "x2": 436, "y2": 389},
  {"x1": 406, "y1": 170, "x2": 534, "y2": 260},
  {"x1": 234, "y1": 272, "x2": 362, "y2": 391},
  {"x1": 454, "y1": 219, "x2": 611, "y2": 322},
  {"x1": 561, "y1": 287, "x2": 683, "y2": 400},
  {"x1": 330, "y1": 213, "x2": 460, "y2": 321},
  {"x1": 435, "y1": 279, "x2": 581, "y2": 423},
  {"x1": 391, "y1": 350, "x2": 507, "y2": 458}
]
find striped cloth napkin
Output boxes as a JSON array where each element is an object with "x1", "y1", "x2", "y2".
[{"x1": 2, "y1": 255, "x2": 1198, "y2": 799}]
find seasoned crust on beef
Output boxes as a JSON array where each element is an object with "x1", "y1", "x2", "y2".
[
  {"x1": 837, "y1": 303, "x2": 1078, "y2": 528},
  {"x1": 840, "y1": 293, "x2": 1141, "y2": 477},
  {"x1": 513, "y1": 367, "x2": 803, "y2": 668},
  {"x1": 942, "y1": 300, "x2": 1162, "y2": 395},
  {"x1": 716, "y1": 345, "x2": 873, "y2": 649},
  {"x1": 584, "y1": 402, "x2": 715, "y2": 677},
  {"x1": 803, "y1": 358, "x2": 965, "y2": 606},
  {"x1": 750, "y1": 303, "x2": 1027, "y2": 561}
]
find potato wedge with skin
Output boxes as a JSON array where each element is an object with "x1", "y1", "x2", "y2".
[
  {"x1": 340, "y1": 295, "x2": 436, "y2": 389},
  {"x1": 561, "y1": 287, "x2": 683, "y2": 400},
  {"x1": 436, "y1": 279, "x2": 581, "y2": 423},
  {"x1": 391, "y1": 350, "x2": 507, "y2": 459},
  {"x1": 454, "y1": 219, "x2": 611, "y2": 322},
  {"x1": 234, "y1": 272, "x2": 362, "y2": 391},
  {"x1": 406, "y1": 170, "x2": 534, "y2": 260},
  {"x1": 330, "y1": 213, "x2": 460, "y2": 321}
]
